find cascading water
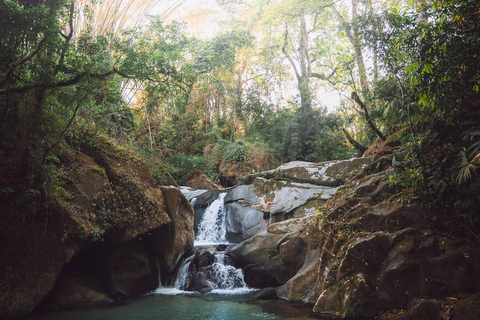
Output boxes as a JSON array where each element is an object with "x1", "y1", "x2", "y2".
[
  {"x1": 199, "y1": 253, "x2": 249, "y2": 293},
  {"x1": 154, "y1": 192, "x2": 253, "y2": 295},
  {"x1": 195, "y1": 193, "x2": 227, "y2": 245},
  {"x1": 173, "y1": 254, "x2": 195, "y2": 290}
]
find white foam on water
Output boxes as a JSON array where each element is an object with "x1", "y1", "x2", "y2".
[
  {"x1": 152, "y1": 287, "x2": 194, "y2": 295},
  {"x1": 210, "y1": 288, "x2": 258, "y2": 295}
]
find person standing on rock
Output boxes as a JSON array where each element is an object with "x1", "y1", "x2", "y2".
[{"x1": 251, "y1": 197, "x2": 281, "y2": 228}]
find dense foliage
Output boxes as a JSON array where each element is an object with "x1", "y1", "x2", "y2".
[{"x1": 1, "y1": 0, "x2": 479, "y2": 228}]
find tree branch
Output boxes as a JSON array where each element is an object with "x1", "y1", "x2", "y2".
[
  {"x1": 309, "y1": 67, "x2": 337, "y2": 80},
  {"x1": 0, "y1": 34, "x2": 48, "y2": 87},
  {"x1": 342, "y1": 128, "x2": 367, "y2": 154},
  {"x1": 60, "y1": 1, "x2": 75, "y2": 41},
  {"x1": 0, "y1": 70, "x2": 116, "y2": 95},
  {"x1": 282, "y1": 24, "x2": 301, "y2": 82},
  {"x1": 351, "y1": 91, "x2": 386, "y2": 141}
]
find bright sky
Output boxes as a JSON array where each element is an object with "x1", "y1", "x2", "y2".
[
  {"x1": 151, "y1": 0, "x2": 342, "y2": 112},
  {"x1": 154, "y1": 0, "x2": 228, "y2": 38}
]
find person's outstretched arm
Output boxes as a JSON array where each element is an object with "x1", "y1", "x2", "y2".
[{"x1": 269, "y1": 199, "x2": 281, "y2": 205}]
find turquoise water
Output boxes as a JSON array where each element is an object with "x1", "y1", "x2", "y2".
[{"x1": 32, "y1": 292, "x2": 319, "y2": 320}]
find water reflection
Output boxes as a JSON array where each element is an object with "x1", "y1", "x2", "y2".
[{"x1": 31, "y1": 292, "x2": 320, "y2": 320}]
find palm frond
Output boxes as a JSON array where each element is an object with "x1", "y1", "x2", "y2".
[
  {"x1": 456, "y1": 151, "x2": 478, "y2": 184},
  {"x1": 472, "y1": 152, "x2": 480, "y2": 164}
]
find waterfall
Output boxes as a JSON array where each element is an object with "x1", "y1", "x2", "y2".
[
  {"x1": 155, "y1": 257, "x2": 162, "y2": 288},
  {"x1": 199, "y1": 253, "x2": 248, "y2": 293},
  {"x1": 153, "y1": 192, "x2": 253, "y2": 295},
  {"x1": 173, "y1": 254, "x2": 195, "y2": 290},
  {"x1": 195, "y1": 193, "x2": 227, "y2": 245}
]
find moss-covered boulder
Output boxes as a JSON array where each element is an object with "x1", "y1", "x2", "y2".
[{"x1": 0, "y1": 132, "x2": 184, "y2": 318}]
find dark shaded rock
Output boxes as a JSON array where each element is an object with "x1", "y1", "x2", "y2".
[
  {"x1": 189, "y1": 274, "x2": 214, "y2": 293},
  {"x1": 337, "y1": 233, "x2": 391, "y2": 280},
  {"x1": 341, "y1": 273, "x2": 378, "y2": 317},
  {"x1": 271, "y1": 212, "x2": 285, "y2": 224},
  {"x1": 255, "y1": 287, "x2": 278, "y2": 300},
  {"x1": 50, "y1": 272, "x2": 113, "y2": 310},
  {"x1": 394, "y1": 300, "x2": 445, "y2": 320},
  {"x1": 104, "y1": 242, "x2": 157, "y2": 298},
  {"x1": 149, "y1": 187, "x2": 194, "y2": 275},
  {"x1": 0, "y1": 134, "x2": 171, "y2": 318},
  {"x1": 356, "y1": 202, "x2": 428, "y2": 233},
  {"x1": 217, "y1": 244, "x2": 228, "y2": 252},
  {"x1": 452, "y1": 294, "x2": 480, "y2": 320},
  {"x1": 244, "y1": 260, "x2": 283, "y2": 288},
  {"x1": 196, "y1": 252, "x2": 215, "y2": 268},
  {"x1": 278, "y1": 248, "x2": 322, "y2": 303},
  {"x1": 420, "y1": 245, "x2": 474, "y2": 297}
]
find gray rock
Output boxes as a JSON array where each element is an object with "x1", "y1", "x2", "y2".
[
  {"x1": 179, "y1": 187, "x2": 208, "y2": 201},
  {"x1": 241, "y1": 158, "x2": 371, "y2": 187},
  {"x1": 225, "y1": 202, "x2": 265, "y2": 242},
  {"x1": 180, "y1": 187, "x2": 219, "y2": 207},
  {"x1": 227, "y1": 231, "x2": 287, "y2": 267},
  {"x1": 189, "y1": 274, "x2": 214, "y2": 293}
]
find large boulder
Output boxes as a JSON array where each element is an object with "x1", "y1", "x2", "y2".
[
  {"x1": 104, "y1": 242, "x2": 157, "y2": 298},
  {"x1": 185, "y1": 170, "x2": 222, "y2": 190},
  {"x1": 240, "y1": 158, "x2": 371, "y2": 187},
  {"x1": 49, "y1": 272, "x2": 113, "y2": 310},
  {"x1": 0, "y1": 133, "x2": 175, "y2": 318},
  {"x1": 148, "y1": 187, "x2": 194, "y2": 276},
  {"x1": 227, "y1": 217, "x2": 314, "y2": 288},
  {"x1": 225, "y1": 202, "x2": 265, "y2": 242},
  {"x1": 222, "y1": 178, "x2": 339, "y2": 240}
]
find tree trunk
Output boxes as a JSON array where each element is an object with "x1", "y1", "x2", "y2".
[
  {"x1": 333, "y1": 2, "x2": 369, "y2": 92},
  {"x1": 18, "y1": 88, "x2": 46, "y2": 182},
  {"x1": 352, "y1": 91, "x2": 386, "y2": 141},
  {"x1": 298, "y1": 14, "x2": 311, "y2": 110},
  {"x1": 342, "y1": 128, "x2": 367, "y2": 154}
]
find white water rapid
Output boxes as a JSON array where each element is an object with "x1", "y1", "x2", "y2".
[
  {"x1": 201, "y1": 253, "x2": 250, "y2": 294},
  {"x1": 154, "y1": 192, "x2": 253, "y2": 296},
  {"x1": 173, "y1": 255, "x2": 195, "y2": 290},
  {"x1": 195, "y1": 193, "x2": 228, "y2": 245}
]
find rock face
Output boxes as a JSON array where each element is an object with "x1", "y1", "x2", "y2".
[
  {"x1": 104, "y1": 242, "x2": 157, "y2": 298},
  {"x1": 219, "y1": 158, "x2": 370, "y2": 242},
  {"x1": 151, "y1": 187, "x2": 195, "y2": 276},
  {"x1": 227, "y1": 149, "x2": 480, "y2": 319},
  {"x1": 49, "y1": 272, "x2": 113, "y2": 310},
  {"x1": 238, "y1": 158, "x2": 371, "y2": 187},
  {"x1": 228, "y1": 218, "x2": 316, "y2": 288},
  {"x1": 185, "y1": 170, "x2": 222, "y2": 190},
  {"x1": 0, "y1": 133, "x2": 193, "y2": 318}
]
